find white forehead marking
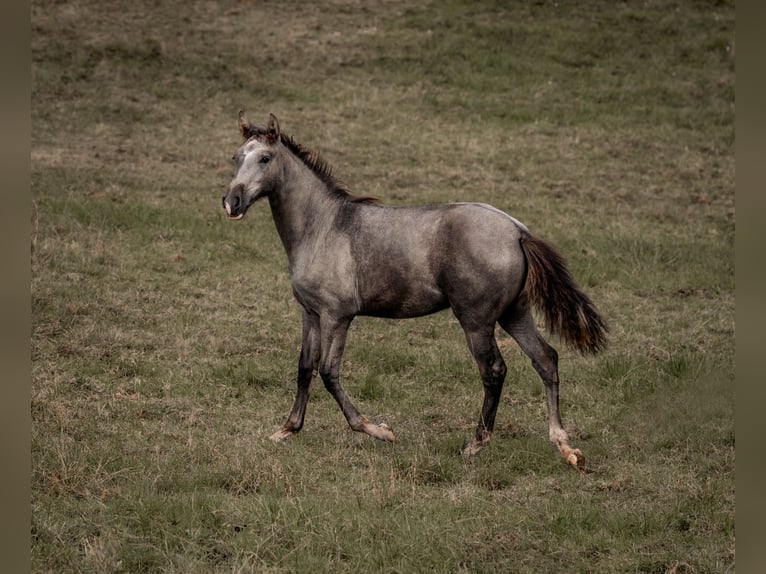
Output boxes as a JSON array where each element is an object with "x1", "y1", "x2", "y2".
[
  {"x1": 242, "y1": 138, "x2": 269, "y2": 156},
  {"x1": 234, "y1": 139, "x2": 271, "y2": 169}
]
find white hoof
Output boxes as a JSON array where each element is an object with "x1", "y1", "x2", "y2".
[
  {"x1": 462, "y1": 436, "x2": 490, "y2": 458},
  {"x1": 269, "y1": 428, "x2": 295, "y2": 442},
  {"x1": 563, "y1": 447, "x2": 585, "y2": 471},
  {"x1": 363, "y1": 420, "x2": 396, "y2": 443}
]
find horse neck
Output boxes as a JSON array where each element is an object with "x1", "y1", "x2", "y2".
[{"x1": 267, "y1": 154, "x2": 338, "y2": 260}]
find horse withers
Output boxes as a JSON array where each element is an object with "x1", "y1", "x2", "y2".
[{"x1": 222, "y1": 111, "x2": 606, "y2": 469}]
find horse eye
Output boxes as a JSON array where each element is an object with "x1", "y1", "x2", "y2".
[{"x1": 260, "y1": 154, "x2": 271, "y2": 164}]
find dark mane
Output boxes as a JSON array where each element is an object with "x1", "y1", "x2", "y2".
[{"x1": 278, "y1": 133, "x2": 379, "y2": 205}]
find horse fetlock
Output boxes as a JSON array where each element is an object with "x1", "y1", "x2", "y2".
[{"x1": 549, "y1": 426, "x2": 570, "y2": 446}]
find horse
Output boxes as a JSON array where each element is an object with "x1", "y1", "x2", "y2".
[{"x1": 222, "y1": 111, "x2": 606, "y2": 469}]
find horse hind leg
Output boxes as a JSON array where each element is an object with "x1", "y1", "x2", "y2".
[
  {"x1": 460, "y1": 326, "x2": 507, "y2": 457},
  {"x1": 499, "y1": 308, "x2": 585, "y2": 470}
]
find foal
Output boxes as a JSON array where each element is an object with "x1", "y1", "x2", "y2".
[{"x1": 222, "y1": 111, "x2": 606, "y2": 468}]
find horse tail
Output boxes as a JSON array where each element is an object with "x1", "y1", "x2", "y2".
[{"x1": 519, "y1": 232, "x2": 607, "y2": 355}]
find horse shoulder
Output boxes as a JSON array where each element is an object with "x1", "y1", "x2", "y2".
[{"x1": 289, "y1": 228, "x2": 361, "y2": 314}]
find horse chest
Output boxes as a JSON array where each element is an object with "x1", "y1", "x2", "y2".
[{"x1": 289, "y1": 241, "x2": 359, "y2": 313}]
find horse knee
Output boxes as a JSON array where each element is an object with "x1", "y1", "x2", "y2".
[
  {"x1": 481, "y1": 358, "x2": 507, "y2": 387},
  {"x1": 490, "y1": 361, "x2": 507, "y2": 382},
  {"x1": 318, "y1": 367, "x2": 337, "y2": 390}
]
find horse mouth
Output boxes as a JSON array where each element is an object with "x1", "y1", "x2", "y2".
[{"x1": 227, "y1": 213, "x2": 245, "y2": 221}]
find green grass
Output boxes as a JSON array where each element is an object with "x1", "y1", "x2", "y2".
[{"x1": 32, "y1": 0, "x2": 734, "y2": 572}]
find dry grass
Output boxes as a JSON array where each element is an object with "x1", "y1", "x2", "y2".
[{"x1": 32, "y1": 0, "x2": 734, "y2": 572}]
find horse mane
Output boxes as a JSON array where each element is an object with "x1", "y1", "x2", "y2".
[{"x1": 278, "y1": 133, "x2": 379, "y2": 205}]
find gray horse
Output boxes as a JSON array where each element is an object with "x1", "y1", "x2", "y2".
[{"x1": 222, "y1": 111, "x2": 606, "y2": 468}]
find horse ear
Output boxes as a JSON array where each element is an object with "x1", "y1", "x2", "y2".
[
  {"x1": 238, "y1": 110, "x2": 255, "y2": 140},
  {"x1": 266, "y1": 113, "x2": 280, "y2": 143}
]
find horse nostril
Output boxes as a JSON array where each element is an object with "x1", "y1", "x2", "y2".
[{"x1": 224, "y1": 190, "x2": 242, "y2": 210}]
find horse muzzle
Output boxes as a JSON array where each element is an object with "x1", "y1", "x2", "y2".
[{"x1": 223, "y1": 185, "x2": 247, "y2": 220}]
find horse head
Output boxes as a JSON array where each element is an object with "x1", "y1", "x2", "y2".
[{"x1": 222, "y1": 111, "x2": 281, "y2": 220}]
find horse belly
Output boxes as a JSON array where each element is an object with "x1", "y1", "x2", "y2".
[{"x1": 357, "y1": 267, "x2": 448, "y2": 319}]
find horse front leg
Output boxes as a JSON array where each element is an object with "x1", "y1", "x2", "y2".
[
  {"x1": 319, "y1": 316, "x2": 396, "y2": 443},
  {"x1": 270, "y1": 309, "x2": 320, "y2": 442}
]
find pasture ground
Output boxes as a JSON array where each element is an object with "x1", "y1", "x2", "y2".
[{"x1": 32, "y1": 1, "x2": 734, "y2": 572}]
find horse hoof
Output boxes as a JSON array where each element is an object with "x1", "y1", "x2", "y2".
[
  {"x1": 565, "y1": 448, "x2": 585, "y2": 471},
  {"x1": 462, "y1": 437, "x2": 488, "y2": 458},
  {"x1": 373, "y1": 422, "x2": 396, "y2": 443},
  {"x1": 359, "y1": 418, "x2": 396, "y2": 442},
  {"x1": 269, "y1": 428, "x2": 295, "y2": 442}
]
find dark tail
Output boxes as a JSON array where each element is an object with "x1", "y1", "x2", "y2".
[{"x1": 519, "y1": 232, "x2": 607, "y2": 354}]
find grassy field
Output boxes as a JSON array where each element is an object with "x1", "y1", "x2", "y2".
[{"x1": 31, "y1": 1, "x2": 734, "y2": 572}]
